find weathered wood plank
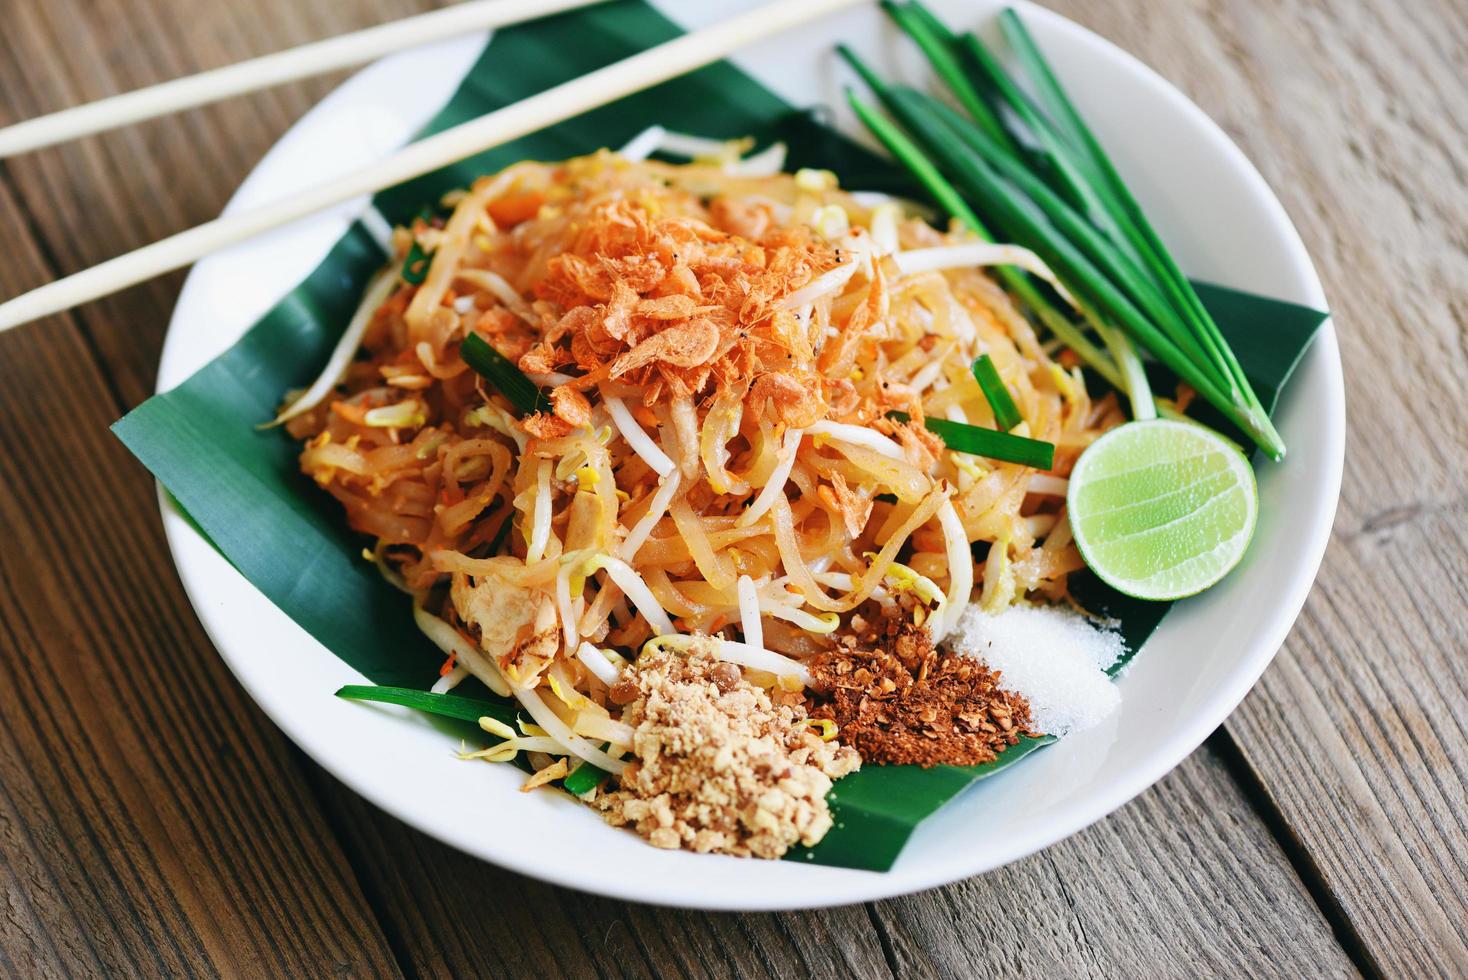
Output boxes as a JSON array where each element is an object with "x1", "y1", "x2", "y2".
[
  {"x1": 311, "y1": 769, "x2": 893, "y2": 979},
  {"x1": 869, "y1": 738, "x2": 1356, "y2": 979},
  {"x1": 0, "y1": 174, "x2": 402, "y2": 977},
  {"x1": 1044, "y1": 0, "x2": 1468, "y2": 973},
  {"x1": 309, "y1": 738, "x2": 1352, "y2": 979},
  {"x1": 0, "y1": 0, "x2": 431, "y2": 408},
  {"x1": 1, "y1": 0, "x2": 1461, "y2": 975}
]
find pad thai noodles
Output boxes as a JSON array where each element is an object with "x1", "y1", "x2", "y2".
[{"x1": 287, "y1": 137, "x2": 1127, "y2": 857}]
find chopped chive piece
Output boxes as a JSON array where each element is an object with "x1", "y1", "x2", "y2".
[
  {"x1": 562, "y1": 758, "x2": 610, "y2": 796},
  {"x1": 400, "y1": 241, "x2": 432, "y2": 285},
  {"x1": 920, "y1": 417, "x2": 1054, "y2": 470},
  {"x1": 971, "y1": 355, "x2": 1023, "y2": 430},
  {"x1": 336, "y1": 685, "x2": 516, "y2": 726},
  {"x1": 888, "y1": 410, "x2": 1054, "y2": 470},
  {"x1": 460, "y1": 332, "x2": 549, "y2": 416}
]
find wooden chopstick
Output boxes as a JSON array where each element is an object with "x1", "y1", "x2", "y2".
[
  {"x1": 0, "y1": 0, "x2": 866, "y2": 335},
  {"x1": 0, "y1": 0, "x2": 607, "y2": 159}
]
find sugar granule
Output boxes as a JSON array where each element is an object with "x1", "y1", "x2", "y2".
[{"x1": 948, "y1": 604, "x2": 1123, "y2": 737}]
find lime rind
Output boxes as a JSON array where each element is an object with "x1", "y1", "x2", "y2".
[{"x1": 1067, "y1": 419, "x2": 1259, "y2": 601}]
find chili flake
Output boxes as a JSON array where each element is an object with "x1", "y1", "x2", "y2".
[{"x1": 805, "y1": 605, "x2": 1035, "y2": 767}]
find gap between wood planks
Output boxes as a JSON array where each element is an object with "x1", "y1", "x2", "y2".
[{"x1": 1208, "y1": 731, "x2": 1380, "y2": 979}]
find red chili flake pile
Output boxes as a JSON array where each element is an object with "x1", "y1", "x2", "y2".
[{"x1": 805, "y1": 605, "x2": 1035, "y2": 767}]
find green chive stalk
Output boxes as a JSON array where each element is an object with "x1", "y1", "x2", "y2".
[
  {"x1": 877, "y1": 1, "x2": 1014, "y2": 152},
  {"x1": 915, "y1": 93, "x2": 1218, "y2": 373},
  {"x1": 851, "y1": 82, "x2": 1241, "y2": 422},
  {"x1": 838, "y1": 53, "x2": 1122, "y2": 388},
  {"x1": 995, "y1": 8, "x2": 1282, "y2": 456},
  {"x1": 971, "y1": 354, "x2": 1023, "y2": 431},
  {"x1": 851, "y1": 3, "x2": 1286, "y2": 458}
]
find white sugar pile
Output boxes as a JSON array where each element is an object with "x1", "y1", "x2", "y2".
[{"x1": 948, "y1": 604, "x2": 1124, "y2": 737}]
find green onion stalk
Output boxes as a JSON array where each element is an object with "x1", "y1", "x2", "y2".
[{"x1": 843, "y1": 2, "x2": 1285, "y2": 459}]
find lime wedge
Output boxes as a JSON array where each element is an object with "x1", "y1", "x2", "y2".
[{"x1": 1067, "y1": 419, "x2": 1259, "y2": 601}]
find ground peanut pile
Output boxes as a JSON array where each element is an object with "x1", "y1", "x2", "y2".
[
  {"x1": 595, "y1": 642, "x2": 860, "y2": 859},
  {"x1": 807, "y1": 606, "x2": 1036, "y2": 767}
]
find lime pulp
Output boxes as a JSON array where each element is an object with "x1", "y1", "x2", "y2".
[{"x1": 1066, "y1": 419, "x2": 1259, "y2": 601}]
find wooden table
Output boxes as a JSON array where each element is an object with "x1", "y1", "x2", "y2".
[{"x1": 0, "y1": 0, "x2": 1463, "y2": 975}]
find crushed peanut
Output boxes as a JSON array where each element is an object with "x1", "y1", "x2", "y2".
[{"x1": 595, "y1": 640, "x2": 859, "y2": 858}]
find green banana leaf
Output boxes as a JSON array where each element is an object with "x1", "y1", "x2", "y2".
[{"x1": 113, "y1": 0, "x2": 1328, "y2": 873}]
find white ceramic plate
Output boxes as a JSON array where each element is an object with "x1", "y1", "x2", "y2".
[{"x1": 156, "y1": 0, "x2": 1343, "y2": 910}]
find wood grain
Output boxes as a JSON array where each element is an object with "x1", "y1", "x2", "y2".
[
  {"x1": 309, "y1": 738, "x2": 1352, "y2": 979},
  {"x1": 313, "y1": 775, "x2": 893, "y2": 979},
  {"x1": 1044, "y1": 0, "x2": 1468, "y2": 973},
  {"x1": 0, "y1": 182, "x2": 400, "y2": 976},
  {"x1": 0, "y1": 0, "x2": 1461, "y2": 975},
  {"x1": 870, "y1": 738, "x2": 1358, "y2": 979},
  {"x1": 0, "y1": 0, "x2": 430, "y2": 408}
]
